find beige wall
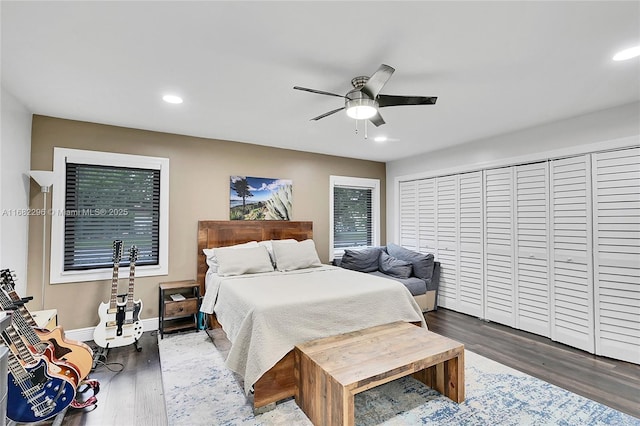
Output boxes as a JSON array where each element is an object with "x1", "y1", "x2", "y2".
[{"x1": 28, "y1": 115, "x2": 386, "y2": 330}]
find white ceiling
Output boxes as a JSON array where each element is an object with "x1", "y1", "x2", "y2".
[{"x1": 2, "y1": 1, "x2": 639, "y2": 162}]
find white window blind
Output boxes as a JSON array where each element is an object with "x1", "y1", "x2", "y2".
[
  {"x1": 333, "y1": 186, "x2": 373, "y2": 249},
  {"x1": 329, "y1": 176, "x2": 380, "y2": 259},
  {"x1": 63, "y1": 163, "x2": 161, "y2": 271}
]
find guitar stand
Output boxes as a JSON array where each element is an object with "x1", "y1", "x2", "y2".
[
  {"x1": 133, "y1": 338, "x2": 142, "y2": 352},
  {"x1": 92, "y1": 344, "x2": 110, "y2": 370}
]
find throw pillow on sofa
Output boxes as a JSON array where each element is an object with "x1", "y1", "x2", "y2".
[
  {"x1": 340, "y1": 246, "x2": 385, "y2": 272},
  {"x1": 379, "y1": 252, "x2": 413, "y2": 279},
  {"x1": 386, "y1": 242, "x2": 434, "y2": 281}
]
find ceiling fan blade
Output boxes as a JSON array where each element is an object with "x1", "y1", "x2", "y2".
[
  {"x1": 378, "y1": 95, "x2": 438, "y2": 108},
  {"x1": 361, "y1": 64, "x2": 395, "y2": 99},
  {"x1": 293, "y1": 86, "x2": 346, "y2": 98},
  {"x1": 311, "y1": 106, "x2": 345, "y2": 121},
  {"x1": 369, "y1": 111, "x2": 385, "y2": 127}
]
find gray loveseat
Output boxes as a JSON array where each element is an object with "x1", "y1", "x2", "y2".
[{"x1": 333, "y1": 243, "x2": 440, "y2": 312}]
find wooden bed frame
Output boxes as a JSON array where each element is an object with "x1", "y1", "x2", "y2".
[{"x1": 197, "y1": 220, "x2": 313, "y2": 409}]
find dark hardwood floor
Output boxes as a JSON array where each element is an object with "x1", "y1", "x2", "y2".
[
  {"x1": 32, "y1": 310, "x2": 640, "y2": 425},
  {"x1": 426, "y1": 308, "x2": 640, "y2": 419}
]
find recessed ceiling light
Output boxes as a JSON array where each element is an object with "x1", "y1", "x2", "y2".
[
  {"x1": 374, "y1": 136, "x2": 388, "y2": 143},
  {"x1": 162, "y1": 94, "x2": 183, "y2": 104},
  {"x1": 613, "y1": 45, "x2": 640, "y2": 61}
]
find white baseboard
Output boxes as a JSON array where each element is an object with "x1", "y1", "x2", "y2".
[{"x1": 65, "y1": 317, "x2": 159, "y2": 343}]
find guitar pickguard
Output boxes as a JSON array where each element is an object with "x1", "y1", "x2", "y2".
[{"x1": 115, "y1": 305, "x2": 126, "y2": 336}]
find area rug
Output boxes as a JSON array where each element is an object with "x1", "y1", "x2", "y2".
[{"x1": 158, "y1": 330, "x2": 639, "y2": 426}]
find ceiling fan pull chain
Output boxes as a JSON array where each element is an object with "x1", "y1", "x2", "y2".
[
  {"x1": 364, "y1": 119, "x2": 368, "y2": 139},
  {"x1": 355, "y1": 119, "x2": 358, "y2": 135}
]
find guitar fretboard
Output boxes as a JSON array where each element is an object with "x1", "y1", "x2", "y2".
[
  {"x1": 3, "y1": 324, "x2": 36, "y2": 365},
  {"x1": 127, "y1": 260, "x2": 136, "y2": 310},
  {"x1": 109, "y1": 262, "x2": 120, "y2": 310}
]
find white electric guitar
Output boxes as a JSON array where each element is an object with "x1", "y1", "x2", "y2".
[{"x1": 93, "y1": 242, "x2": 144, "y2": 350}]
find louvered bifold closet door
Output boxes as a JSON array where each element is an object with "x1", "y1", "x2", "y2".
[
  {"x1": 436, "y1": 175, "x2": 459, "y2": 309},
  {"x1": 417, "y1": 178, "x2": 437, "y2": 258},
  {"x1": 399, "y1": 180, "x2": 418, "y2": 250},
  {"x1": 484, "y1": 167, "x2": 516, "y2": 327},
  {"x1": 592, "y1": 147, "x2": 640, "y2": 364},
  {"x1": 515, "y1": 162, "x2": 550, "y2": 337},
  {"x1": 549, "y1": 155, "x2": 594, "y2": 353},
  {"x1": 458, "y1": 171, "x2": 484, "y2": 317}
]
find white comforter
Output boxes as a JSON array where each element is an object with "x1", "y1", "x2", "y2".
[{"x1": 200, "y1": 265, "x2": 426, "y2": 394}]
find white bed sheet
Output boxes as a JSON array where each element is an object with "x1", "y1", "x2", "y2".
[{"x1": 200, "y1": 265, "x2": 426, "y2": 394}]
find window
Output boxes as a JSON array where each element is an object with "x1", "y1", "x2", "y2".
[
  {"x1": 329, "y1": 176, "x2": 380, "y2": 259},
  {"x1": 50, "y1": 148, "x2": 169, "y2": 283},
  {"x1": 64, "y1": 163, "x2": 160, "y2": 270}
]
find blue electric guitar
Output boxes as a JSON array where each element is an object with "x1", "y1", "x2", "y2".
[{"x1": 3, "y1": 326, "x2": 76, "y2": 423}]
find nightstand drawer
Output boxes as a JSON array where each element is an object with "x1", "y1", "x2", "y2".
[{"x1": 164, "y1": 299, "x2": 198, "y2": 318}]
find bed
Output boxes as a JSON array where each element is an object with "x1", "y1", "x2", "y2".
[{"x1": 197, "y1": 220, "x2": 426, "y2": 409}]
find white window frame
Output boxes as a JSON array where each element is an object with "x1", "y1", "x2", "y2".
[
  {"x1": 50, "y1": 148, "x2": 169, "y2": 283},
  {"x1": 329, "y1": 175, "x2": 380, "y2": 260}
]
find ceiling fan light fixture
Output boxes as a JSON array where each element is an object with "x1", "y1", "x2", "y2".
[
  {"x1": 346, "y1": 98, "x2": 377, "y2": 120},
  {"x1": 162, "y1": 94, "x2": 183, "y2": 104},
  {"x1": 613, "y1": 45, "x2": 640, "y2": 61}
]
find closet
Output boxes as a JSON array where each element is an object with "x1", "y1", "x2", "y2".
[
  {"x1": 398, "y1": 180, "x2": 418, "y2": 250},
  {"x1": 458, "y1": 171, "x2": 484, "y2": 318},
  {"x1": 515, "y1": 162, "x2": 550, "y2": 337},
  {"x1": 436, "y1": 175, "x2": 459, "y2": 309},
  {"x1": 549, "y1": 155, "x2": 594, "y2": 353},
  {"x1": 484, "y1": 167, "x2": 516, "y2": 327},
  {"x1": 397, "y1": 145, "x2": 640, "y2": 364},
  {"x1": 592, "y1": 148, "x2": 640, "y2": 364}
]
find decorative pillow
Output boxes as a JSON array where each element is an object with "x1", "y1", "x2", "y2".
[
  {"x1": 386, "y1": 242, "x2": 434, "y2": 280},
  {"x1": 203, "y1": 241, "x2": 259, "y2": 273},
  {"x1": 340, "y1": 247, "x2": 385, "y2": 273},
  {"x1": 379, "y1": 252, "x2": 413, "y2": 279},
  {"x1": 272, "y1": 239, "x2": 322, "y2": 272},
  {"x1": 213, "y1": 245, "x2": 274, "y2": 276}
]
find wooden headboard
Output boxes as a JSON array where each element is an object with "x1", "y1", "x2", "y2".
[{"x1": 197, "y1": 220, "x2": 313, "y2": 294}]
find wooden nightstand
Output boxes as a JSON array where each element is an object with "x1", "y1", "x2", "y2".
[{"x1": 159, "y1": 280, "x2": 201, "y2": 339}]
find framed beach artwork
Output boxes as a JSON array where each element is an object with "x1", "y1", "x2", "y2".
[{"x1": 230, "y1": 176, "x2": 293, "y2": 220}]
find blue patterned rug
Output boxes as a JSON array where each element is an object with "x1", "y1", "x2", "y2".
[{"x1": 158, "y1": 330, "x2": 639, "y2": 426}]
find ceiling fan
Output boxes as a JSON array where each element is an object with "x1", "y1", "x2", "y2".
[{"x1": 293, "y1": 64, "x2": 437, "y2": 127}]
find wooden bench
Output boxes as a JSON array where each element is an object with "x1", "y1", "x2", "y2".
[{"x1": 294, "y1": 321, "x2": 465, "y2": 426}]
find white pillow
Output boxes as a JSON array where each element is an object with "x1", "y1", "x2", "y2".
[
  {"x1": 203, "y1": 241, "x2": 258, "y2": 273},
  {"x1": 258, "y1": 239, "x2": 296, "y2": 265},
  {"x1": 213, "y1": 245, "x2": 274, "y2": 276},
  {"x1": 272, "y1": 239, "x2": 322, "y2": 272}
]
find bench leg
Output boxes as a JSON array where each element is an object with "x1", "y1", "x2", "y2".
[
  {"x1": 414, "y1": 351, "x2": 465, "y2": 403},
  {"x1": 329, "y1": 378, "x2": 354, "y2": 426}
]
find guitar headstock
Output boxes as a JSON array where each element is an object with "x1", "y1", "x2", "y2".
[
  {"x1": 113, "y1": 240, "x2": 123, "y2": 264},
  {"x1": 129, "y1": 245, "x2": 139, "y2": 265},
  {"x1": 0, "y1": 269, "x2": 16, "y2": 292}
]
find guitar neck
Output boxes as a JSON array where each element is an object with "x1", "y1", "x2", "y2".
[
  {"x1": 5, "y1": 349, "x2": 30, "y2": 384},
  {"x1": 0, "y1": 289, "x2": 41, "y2": 347},
  {"x1": 109, "y1": 264, "x2": 120, "y2": 309},
  {"x1": 4, "y1": 288, "x2": 38, "y2": 328},
  {"x1": 127, "y1": 262, "x2": 136, "y2": 308},
  {"x1": 3, "y1": 325, "x2": 36, "y2": 365}
]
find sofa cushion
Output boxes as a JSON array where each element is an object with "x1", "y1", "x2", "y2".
[
  {"x1": 340, "y1": 246, "x2": 385, "y2": 273},
  {"x1": 379, "y1": 252, "x2": 413, "y2": 279},
  {"x1": 368, "y1": 271, "x2": 427, "y2": 296},
  {"x1": 386, "y1": 243, "x2": 434, "y2": 281}
]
